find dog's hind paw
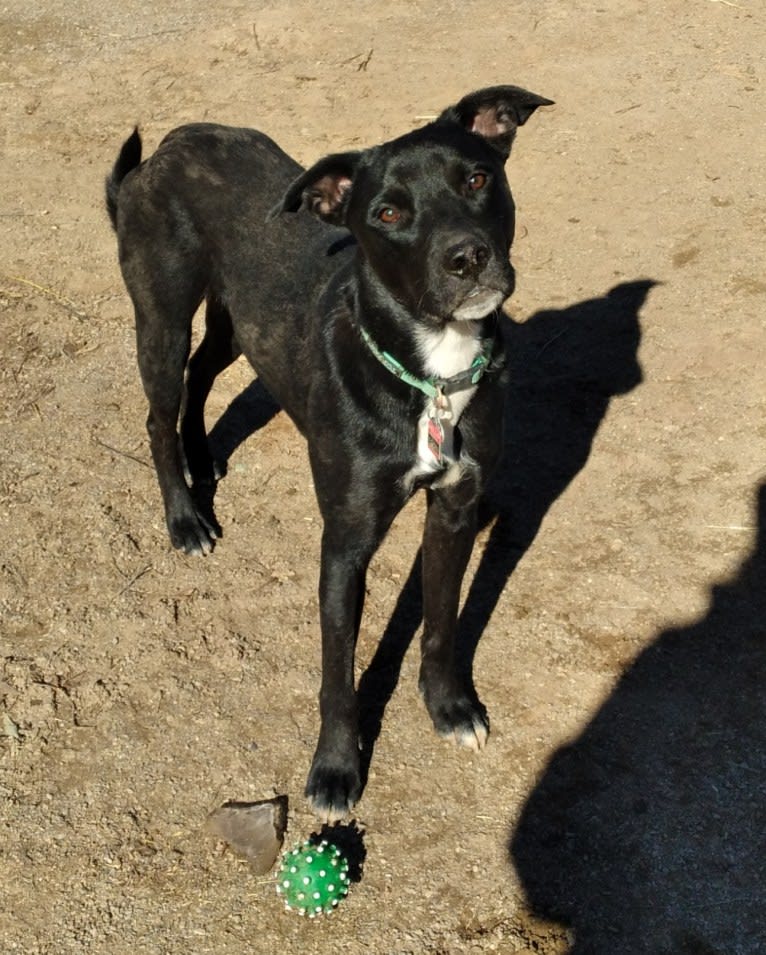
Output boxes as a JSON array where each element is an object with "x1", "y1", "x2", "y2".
[{"x1": 168, "y1": 510, "x2": 220, "y2": 556}]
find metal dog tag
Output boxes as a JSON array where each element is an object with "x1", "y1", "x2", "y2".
[
  {"x1": 420, "y1": 391, "x2": 454, "y2": 466},
  {"x1": 427, "y1": 412, "x2": 444, "y2": 462}
]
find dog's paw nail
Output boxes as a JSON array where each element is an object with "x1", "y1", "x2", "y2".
[
  {"x1": 306, "y1": 793, "x2": 355, "y2": 823},
  {"x1": 176, "y1": 535, "x2": 213, "y2": 557},
  {"x1": 316, "y1": 803, "x2": 349, "y2": 825},
  {"x1": 453, "y1": 720, "x2": 489, "y2": 751}
]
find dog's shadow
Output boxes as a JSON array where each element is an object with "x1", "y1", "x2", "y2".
[
  {"x1": 190, "y1": 378, "x2": 280, "y2": 536},
  {"x1": 206, "y1": 378, "x2": 281, "y2": 470},
  {"x1": 205, "y1": 280, "x2": 655, "y2": 792}
]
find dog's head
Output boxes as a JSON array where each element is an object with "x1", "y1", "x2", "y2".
[{"x1": 272, "y1": 85, "x2": 553, "y2": 325}]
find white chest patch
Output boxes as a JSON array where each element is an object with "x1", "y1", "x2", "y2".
[
  {"x1": 402, "y1": 321, "x2": 484, "y2": 492},
  {"x1": 416, "y1": 320, "x2": 483, "y2": 421}
]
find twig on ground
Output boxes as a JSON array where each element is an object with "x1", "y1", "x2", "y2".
[
  {"x1": 115, "y1": 564, "x2": 153, "y2": 600},
  {"x1": 93, "y1": 435, "x2": 153, "y2": 470},
  {"x1": 4, "y1": 275, "x2": 89, "y2": 321}
]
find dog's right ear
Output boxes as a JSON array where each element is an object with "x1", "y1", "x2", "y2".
[
  {"x1": 268, "y1": 151, "x2": 361, "y2": 225},
  {"x1": 438, "y1": 86, "x2": 554, "y2": 161}
]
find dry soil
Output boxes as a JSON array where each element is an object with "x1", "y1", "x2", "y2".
[{"x1": 2, "y1": 2, "x2": 765, "y2": 953}]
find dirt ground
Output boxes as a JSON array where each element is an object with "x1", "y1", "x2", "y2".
[{"x1": 2, "y1": 1, "x2": 765, "y2": 953}]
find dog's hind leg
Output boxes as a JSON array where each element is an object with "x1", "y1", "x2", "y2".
[
  {"x1": 181, "y1": 294, "x2": 242, "y2": 486},
  {"x1": 132, "y1": 275, "x2": 219, "y2": 556}
]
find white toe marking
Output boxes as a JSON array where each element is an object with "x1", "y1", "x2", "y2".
[{"x1": 454, "y1": 720, "x2": 489, "y2": 751}]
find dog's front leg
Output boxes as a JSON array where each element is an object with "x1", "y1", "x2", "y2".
[
  {"x1": 305, "y1": 527, "x2": 370, "y2": 820},
  {"x1": 419, "y1": 483, "x2": 489, "y2": 750}
]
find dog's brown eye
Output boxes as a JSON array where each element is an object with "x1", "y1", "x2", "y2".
[
  {"x1": 467, "y1": 172, "x2": 487, "y2": 192},
  {"x1": 378, "y1": 206, "x2": 401, "y2": 224}
]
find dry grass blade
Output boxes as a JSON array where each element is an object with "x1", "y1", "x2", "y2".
[{"x1": 4, "y1": 275, "x2": 90, "y2": 321}]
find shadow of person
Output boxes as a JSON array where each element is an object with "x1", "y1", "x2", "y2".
[
  {"x1": 510, "y1": 483, "x2": 766, "y2": 955},
  {"x1": 358, "y1": 280, "x2": 654, "y2": 781}
]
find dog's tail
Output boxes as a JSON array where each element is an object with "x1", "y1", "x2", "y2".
[{"x1": 105, "y1": 128, "x2": 142, "y2": 230}]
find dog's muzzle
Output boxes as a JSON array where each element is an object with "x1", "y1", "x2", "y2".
[{"x1": 452, "y1": 286, "x2": 506, "y2": 321}]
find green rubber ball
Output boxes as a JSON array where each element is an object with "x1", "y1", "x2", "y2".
[{"x1": 276, "y1": 839, "x2": 350, "y2": 917}]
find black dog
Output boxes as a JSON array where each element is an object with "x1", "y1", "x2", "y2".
[{"x1": 106, "y1": 85, "x2": 552, "y2": 818}]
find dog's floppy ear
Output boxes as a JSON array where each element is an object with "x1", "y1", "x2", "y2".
[
  {"x1": 268, "y1": 151, "x2": 361, "y2": 225},
  {"x1": 438, "y1": 85, "x2": 554, "y2": 160}
]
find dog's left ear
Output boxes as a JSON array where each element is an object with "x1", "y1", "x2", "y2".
[
  {"x1": 439, "y1": 85, "x2": 554, "y2": 160},
  {"x1": 268, "y1": 151, "x2": 361, "y2": 225}
]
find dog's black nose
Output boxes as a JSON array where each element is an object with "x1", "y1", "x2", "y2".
[{"x1": 444, "y1": 238, "x2": 490, "y2": 279}]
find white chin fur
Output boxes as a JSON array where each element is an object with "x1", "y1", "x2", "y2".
[{"x1": 452, "y1": 289, "x2": 504, "y2": 321}]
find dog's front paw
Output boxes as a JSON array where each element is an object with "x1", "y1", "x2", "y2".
[
  {"x1": 421, "y1": 679, "x2": 490, "y2": 751},
  {"x1": 305, "y1": 756, "x2": 362, "y2": 822}
]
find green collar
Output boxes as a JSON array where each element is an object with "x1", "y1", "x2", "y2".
[{"x1": 358, "y1": 326, "x2": 496, "y2": 399}]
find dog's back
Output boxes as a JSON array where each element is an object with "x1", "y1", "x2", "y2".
[
  {"x1": 105, "y1": 123, "x2": 351, "y2": 428},
  {"x1": 107, "y1": 123, "x2": 309, "y2": 264}
]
